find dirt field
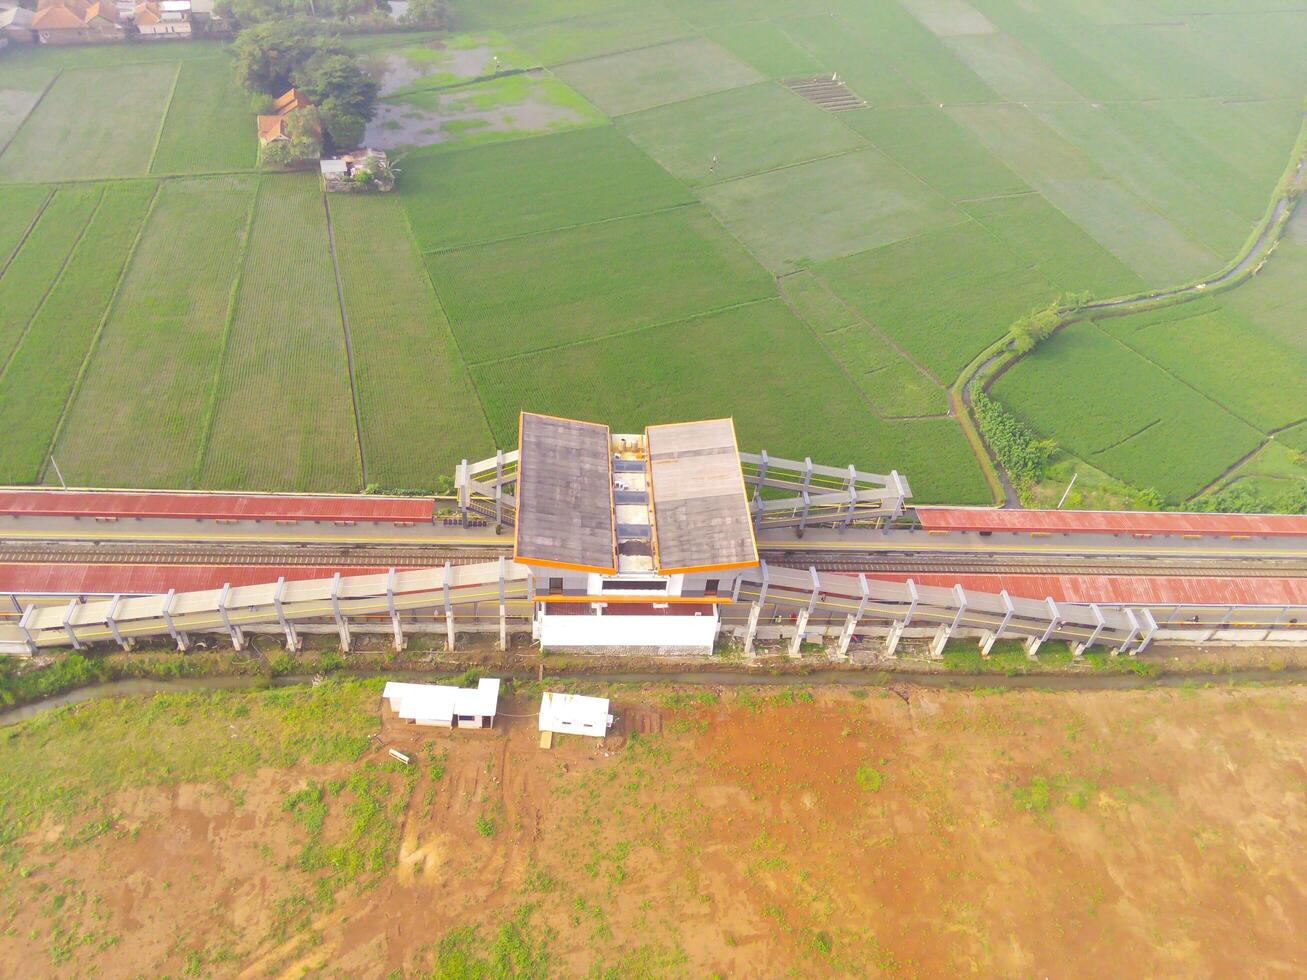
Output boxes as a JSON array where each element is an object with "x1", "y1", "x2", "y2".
[{"x1": 2, "y1": 680, "x2": 1306, "y2": 976}]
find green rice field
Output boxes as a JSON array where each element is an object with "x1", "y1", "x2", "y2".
[{"x1": 0, "y1": 3, "x2": 1303, "y2": 506}]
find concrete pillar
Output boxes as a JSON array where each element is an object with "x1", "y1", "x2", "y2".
[
  {"x1": 796, "y1": 490, "x2": 811, "y2": 537},
  {"x1": 456, "y1": 459, "x2": 469, "y2": 526},
  {"x1": 837, "y1": 575, "x2": 870, "y2": 659},
  {"x1": 61, "y1": 599, "x2": 83, "y2": 651},
  {"x1": 162, "y1": 589, "x2": 190, "y2": 652},
  {"x1": 216, "y1": 583, "x2": 245, "y2": 651},
  {"x1": 928, "y1": 585, "x2": 967, "y2": 660},
  {"x1": 789, "y1": 567, "x2": 820, "y2": 658},
  {"x1": 743, "y1": 562, "x2": 768, "y2": 657},
  {"x1": 16, "y1": 606, "x2": 38, "y2": 656},
  {"x1": 1116, "y1": 608, "x2": 1141, "y2": 657},
  {"x1": 884, "y1": 620, "x2": 906, "y2": 657},
  {"x1": 386, "y1": 568, "x2": 404, "y2": 652},
  {"x1": 443, "y1": 563, "x2": 455, "y2": 652},
  {"x1": 981, "y1": 590, "x2": 1015, "y2": 657},
  {"x1": 7, "y1": 594, "x2": 20, "y2": 615},
  {"x1": 1073, "y1": 604, "x2": 1106, "y2": 658},
  {"x1": 888, "y1": 470, "x2": 908, "y2": 526},
  {"x1": 330, "y1": 572, "x2": 351, "y2": 652},
  {"x1": 105, "y1": 594, "x2": 132, "y2": 651},
  {"x1": 494, "y1": 450, "x2": 504, "y2": 529},
  {"x1": 273, "y1": 577, "x2": 300, "y2": 652},
  {"x1": 497, "y1": 557, "x2": 508, "y2": 651},
  {"x1": 1135, "y1": 608, "x2": 1159, "y2": 655},
  {"x1": 1026, "y1": 597, "x2": 1059, "y2": 660},
  {"x1": 751, "y1": 450, "x2": 768, "y2": 529}
]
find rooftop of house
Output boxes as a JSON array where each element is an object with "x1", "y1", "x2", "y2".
[
  {"x1": 273, "y1": 88, "x2": 311, "y2": 114},
  {"x1": 256, "y1": 114, "x2": 287, "y2": 142}
]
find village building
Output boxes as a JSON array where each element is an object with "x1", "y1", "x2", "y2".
[
  {"x1": 133, "y1": 0, "x2": 191, "y2": 38},
  {"x1": 320, "y1": 149, "x2": 394, "y2": 192},
  {"x1": 256, "y1": 87, "x2": 318, "y2": 145},
  {"x1": 31, "y1": 0, "x2": 123, "y2": 43},
  {"x1": 381, "y1": 678, "x2": 500, "y2": 729},
  {"x1": 0, "y1": 5, "x2": 35, "y2": 43},
  {"x1": 538, "y1": 692, "x2": 613, "y2": 739}
]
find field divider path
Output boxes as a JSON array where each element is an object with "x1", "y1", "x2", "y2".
[
  {"x1": 192, "y1": 180, "x2": 261, "y2": 488},
  {"x1": 36, "y1": 182, "x2": 162, "y2": 487},
  {"x1": 322, "y1": 193, "x2": 368, "y2": 488},
  {"x1": 0, "y1": 187, "x2": 104, "y2": 382},
  {"x1": 0, "y1": 187, "x2": 54, "y2": 280},
  {"x1": 958, "y1": 111, "x2": 1307, "y2": 506},
  {"x1": 145, "y1": 62, "x2": 183, "y2": 177}
]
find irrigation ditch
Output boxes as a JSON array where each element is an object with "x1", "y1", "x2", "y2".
[{"x1": 955, "y1": 111, "x2": 1307, "y2": 507}]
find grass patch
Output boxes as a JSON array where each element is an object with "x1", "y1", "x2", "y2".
[
  {"x1": 855, "y1": 764, "x2": 883, "y2": 793},
  {"x1": 151, "y1": 57, "x2": 256, "y2": 175},
  {"x1": 54, "y1": 176, "x2": 256, "y2": 488},
  {"x1": 0, "y1": 63, "x2": 177, "y2": 181},
  {"x1": 200, "y1": 174, "x2": 360, "y2": 491},
  {"x1": 509, "y1": 4, "x2": 694, "y2": 65},
  {"x1": 329, "y1": 191, "x2": 492, "y2": 485},
  {"x1": 400, "y1": 125, "x2": 692, "y2": 252},
  {"x1": 0, "y1": 185, "x2": 49, "y2": 270},
  {"x1": 429, "y1": 205, "x2": 774, "y2": 360},
  {"x1": 0, "y1": 182, "x2": 155, "y2": 483}
]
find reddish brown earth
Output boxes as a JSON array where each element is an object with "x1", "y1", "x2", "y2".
[{"x1": 3, "y1": 684, "x2": 1306, "y2": 976}]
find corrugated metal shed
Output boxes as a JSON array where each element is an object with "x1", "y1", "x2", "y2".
[
  {"x1": 514, "y1": 413, "x2": 616, "y2": 573},
  {"x1": 916, "y1": 507, "x2": 1307, "y2": 538},
  {"x1": 863, "y1": 572, "x2": 1307, "y2": 606},
  {"x1": 0, "y1": 489, "x2": 433, "y2": 523},
  {"x1": 646, "y1": 418, "x2": 757, "y2": 573}
]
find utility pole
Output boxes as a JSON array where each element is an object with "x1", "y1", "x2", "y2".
[
  {"x1": 49, "y1": 455, "x2": 67, "y2": 490},
  {"x1": 1056, "y1": 471, "x2": 1078, "y2": 509}
]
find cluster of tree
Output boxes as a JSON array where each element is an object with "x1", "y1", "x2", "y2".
[
  {"x1": 1191, "y1": 481, "x2": 1307, "y2": 515},
  {"x1": 234, "y1": 22, "x2": 379, "y2": 150},
  {"x1": 1009, "y1": 299, "x2": 1063, "y2": 354},
  {"x1": 258, "y1": 105, "x2": 324, "y2": 168},
  {"x1": 217, "y1": 0, "x2": 448, "y2": 27},
  {"x1": 972, "y1": 392, "x2": 1057, "y2": 502}
]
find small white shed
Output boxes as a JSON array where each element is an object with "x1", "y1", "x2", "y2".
[
  {"x1": 382, "y1": 678, "x2": 500, "y2": 729},
  {"x1": 538, "y1": 692, "x2": 612, "y2": 738}
]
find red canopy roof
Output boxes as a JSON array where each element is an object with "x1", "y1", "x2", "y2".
[
  {"x1": 916, "y1": 507, "x2": 1307, "y2": 538},
  {"x1": 864, "y1": 572, "x2": 1307, "y2": 606},
  {"x1": 0, "y1": 490, "x2": 432, "y2": 523},
  {"x1": 0, "y1": 563, "x2": 380, "y2": 597}
]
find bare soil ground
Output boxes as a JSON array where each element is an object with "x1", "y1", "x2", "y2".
[{"x1": 3, "y1": 683, "x2": 1306, "y2": 976}]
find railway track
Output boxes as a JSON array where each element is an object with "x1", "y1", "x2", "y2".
[{"x1": 3, "y1": 543, "x2": 1307, "y2": 578}]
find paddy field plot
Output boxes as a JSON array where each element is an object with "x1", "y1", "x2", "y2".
[
  {"x1": 0, "y1": 186, "x2": 101, "y2": 369},
  {"x1": 552, "y1": 37, "x2": 762, "y2": 116},
  {"x1": 509, "y1": 4, "x2": 695, "y2": 65},
  {"x1": 370, "y1": 31, "x2": 538, "y2": 97},
  {"x1": 818, "y1": 221, "x2": 1057, "y2": 381},
  {"x1": 0, "y1": 63, "x2": 177, "y2": 182},
  {"x1": 702, "y1": 20, "x2": 823, "y2": 78},
  {"x1": 400, "y1": 125, "x2": 692, "y2": 251},
  {"x1": 428, "y1": 205, "x2": 774, "y2": 360},
  {"x1": 471, "y1": 298, "x2": 989, "y2": 503},
  {"x1": 0, "y1": 185, "x2": 49, "y2": 272},
  {"x1": 992, "y1": 325, "x2": 1264, "y2": 501},
  {"x1": 151, "y1": 57, "x2": 256, "y2": 175},
  {"x1": 699, "y1": 149, "x2": 963, "y2": 274},
  {"x1": 329, "y1": 192, "x2": 493, "y2": 485},
  {"x1": 0, "y1": 183, "x2": 154, "y2": 485},
  {"x1": 200, "y1": 175, "x2": 359, "y2": 492},
  {"x1": 617, "y1": 82, "x2": 865, "y2": 187},
  {"x1": 774, "y1": 13, "x2": 922, "y2": 108},
  {"x1": 53, "y1": 177, "x2": 256, "y2": 489}
]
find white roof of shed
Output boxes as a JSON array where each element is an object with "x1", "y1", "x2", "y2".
[
  {"x1": 383, "y1": 678, "x2": 500, "y2": 724},
  {"x1": 538, "y1": 692, "x2": 611, "y2": 735},
  {"x1": 320, "y1": 159, "x2": 349, "y2": 175}
]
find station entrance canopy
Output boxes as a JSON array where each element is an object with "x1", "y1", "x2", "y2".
[{"x1": 456, "y1": 412, "x2": 913, "y2": 547}]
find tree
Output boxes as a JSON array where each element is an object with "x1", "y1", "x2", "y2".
[
  {"x1": 401, "y1": 0, "x2": 448, "y2": 26},
  {"x1": 294, "y1": 51, "x2": 378, "y2": 148},
  {"x1": 1009, "y1": 299, "x2": 1062, "y2": 354},
  {"x1": 231, "y1": 22, "x2": 341, "y2": 95}
]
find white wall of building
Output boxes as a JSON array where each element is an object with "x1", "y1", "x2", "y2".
[{"x1": 540, "y1": 611, "x2": 717, "y2": 650}]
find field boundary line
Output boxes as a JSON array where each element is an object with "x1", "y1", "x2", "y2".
[
  {"x1": 1090, "y1": 417, "x2": 1162, "y2": 457},
  {"x1": 322, "y1": 192, "x2": 368, "y2": 490},
  {"x1": 0, "y1": 186, "x2": 55, "y2": 281},
  {"x1": 0, "y1": 186, "x2": 104, "y2": 383},
  {"x1": 419, "y1": 199, "x2": 697, "y2": 255},
  {"x1": 37, "y1": 181, "x2": 162, "y2": 486},
  {"x1": 396, "y1": 189, "x2": 500, "y2": 450},
  {"x1": 467, "y1": 294, "x2": 780, "y2": 369},
  {"x1": 192, "y1": 179, "x2": 262, "y2": 489},
  {"x1": 775, "y1": 272, "x2": 949, "y2": 423},
  {"x1": 0, "y1": 67, "x2": 61, "y2": 164},
  {"x1": 146, "y1": 61, "x2": 184, "y2": 177}
]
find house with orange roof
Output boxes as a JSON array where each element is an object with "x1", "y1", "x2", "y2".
[
  {"x1": 256, "y1": 88, "x2": 318, "y2": 145},
  {"x1": 31, "y1": 0, "x2": 122, "y2": 43},
  {"x1": 272, "y1": 88, "x2": 312, "y2": 114},
  {"x1": 133, "y1": 0, "x2": 191, "y2": 38}
]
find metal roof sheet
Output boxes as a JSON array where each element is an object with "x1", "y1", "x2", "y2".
[
  {"x1": 0, "y1": 489, "x2": 433, "y2": 522},
  {"x1": 863, "y1": 572, "x2": 1307, "y2": 606},
  {"x1": 514, "y1": 413, "x2": 616, "y2": 573},
  {"x1": 916, "y1": 507, "x2": 1307, "y2": 537},
  {"x1": 646, "y1": 418, "x2": 757, "y2": 573}
]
